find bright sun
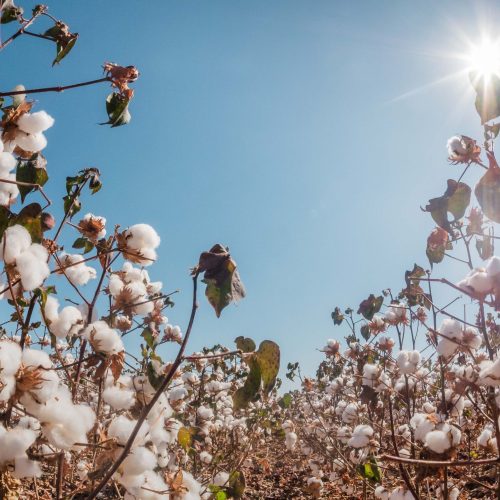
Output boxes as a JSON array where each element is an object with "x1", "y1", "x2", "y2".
[{"x1": 468, "y1": 38, "x2": 500, "y2": 80}]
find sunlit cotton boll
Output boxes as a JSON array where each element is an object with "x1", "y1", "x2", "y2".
[
  {"x1": 108, "y1": 415, "x2": 149, "y2": 447},
  {"x1": 425, "y1": 423, "x2": 461, "y2": 454},
  {"x1": 58, "y1": 253, "x2": 97, "y2": 285},
  {"x1": 285, "y1": 431, "x2": 298, "y2": 450},
  {"x1": 0, "y1": 225, "x2": 31, "y2": 264},
  {"x1": 81, "y1": 321, "x2": 124, "y2": 355},
  {"x1": 121, "y1": 446, "x2": 157, "y2": 476},
  {"x1": 14, "y1": 131, "x2": 47, "y2": 153},
  {"x1": 447, "y1": 136, "x2": 467, "y2": 158},
  {"x1": 15, "y1": 243, "x2": 50, "y2": 290},
  {"x1": 347, "y1": 425, "x2": 374, "y2": 448},
  {"x1": 17, "y1": 111, "x2": 54, "y2": 135},
  {"x1": 396, "y1": 350, "x2": 420, "y2": 374},
  {"x1": 120, "y1": 223, "x2": 160, "y2": 266},
  {"x1": 458, "y1": 267, "x2": 493, "y2": 295},
  {"x1": 102, "y1": 385, "x2": 135, "y2": 410}
]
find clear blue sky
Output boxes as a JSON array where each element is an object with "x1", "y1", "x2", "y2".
[{"x1": 1, "y1": 1, "x2": 497, "y2": 388}]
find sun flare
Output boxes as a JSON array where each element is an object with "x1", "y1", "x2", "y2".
[{"x1": 467, "y1": 37, "x2": 500, "y2": 80}]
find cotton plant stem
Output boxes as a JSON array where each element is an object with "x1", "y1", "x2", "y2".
[
  {"x1": 0, "y1": 77, "x2": 111, "y2": 97},
  {"x1": 86, "y1": 272, "x2": 200, "y2": 499},
  {"x1": 0, "y1": 5, "x2": 47, "y2": 51}
]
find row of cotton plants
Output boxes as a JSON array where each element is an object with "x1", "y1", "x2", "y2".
[{"x1": 277, "y1": 131, "x2": 500, "y2": 499}]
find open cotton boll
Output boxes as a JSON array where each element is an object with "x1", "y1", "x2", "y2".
[
  {"x1": 397, "y1": 350, "x2": 420, "y2": 374},
  {"x1": 410, "y1": 413, "x2": 436, "y2": 442},
  {"x1": 36, "y1": 390, "x2": 96, "y2": 450},
  {"x1": 458, "y1": 267, "x2": 493, "y2": 295},
  {"x1": 479, "y1": 358, "x2": 500, "y2": 386},
  {"x1": 102, "y1": 385, "x2": 135, "y2": 410},
  {"x1": 124, "y1": 224, "x2": 160, "y2": 251},
  {"x1": 16, "y1": 244, "x2": 50, "y2": 291},
  {"x1": 199, "y1": 451, "x2": 212, "y2": 464},
  {"x1": 0, "y1": 225, "x2": 31, "y2": 264},
  {"x1": 44, "y1": 296, "x2": 60, "y2": 323},
  {"x1": 82, "y1": 321, "x2": 124, "y2": 355},
  {"x1": 13, "y1": 455, "x2": 42, "y2": 478},
  {"x1": 108, "y1": 415, "x2": 149, "y2": 447},
  {"x1": 425, "y1": 423, "x2": 461, "y2": 454},
  {"x1": 0, "y1": 428, "x2": 37, "y2": 463},
  {"x1": 17, "y1": 111, "x2": 54, "y2": 135},
  {"x1": 0, "y1": 172, "x2": 19, "y2": 205},
  {"x1": 342, "y1": 403, "x2": 357, "y2": 424},
  {"x1": 58, "y1": 253, "x2": 97, "y2": 285},
  {"x1": 389, "y1": 486, "x2": 415, "y2": 500},
  {"x1": 0, "y1": 375, "x2": 16, "y2": 402},
  {"x1": 14, "y1": 131, "x2": 47, "y2": 153},
  {"x1": 0, "y1": 152, "x2": 16, "y2": 173},
  {"x1": 348, "y1": 425, "x2": 374, "y2": 448},
  {"x1": 50, "y1": 306, "x2": 83, "y2": 339},
  {"x1": 22, "y1": 348, "x2": 52, "y2": 369},
  {"x1": 285, "y1": 431, "x2": 298, "y2": 450},
  {"x1": 487, "y1": 256, "x2": 500, "y2": 278},
  {"x1": 447, "y1": 136, "x2": 467, "y2": 157},
  {"x1": 121, "y1": 446, "x2": 157, "y2": 476},
  {"x1": 0, "y1": 339, "x2": 22, "y2": 376}
]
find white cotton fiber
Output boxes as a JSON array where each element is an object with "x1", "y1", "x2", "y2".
[
  {"x1": 0, "y1": 339, "x2": 22, "y2": 376},
  {"x1": 108, "y1": 415, "x2": 149, "y2": 447},
  {"x1": 50, "y1": 306, "x2": 83, "y2": 339},
  {"x1": 0, "y1": 428, "x2": 37, "y2": 463},
  {"x1": 13, "y1": 455, "x2": 42, "y2": 478},
  {"x1": 121, "y1": 446, "x2": 157, "y2": 475},
  {"x1": 82, "y1": 321, "x2": 124, "y2": 355},
  {"x1": 59, "y1": 253, "x2": 97, "y2": 285},
  {"x1": 14, "y1": 131, "x2": 47, "y2": 153},
  {"x1": 0, "y1": 152, "x2": 16, "y2": 172},
  {"x1": 17, "y1": 111, "x2": 54, "y2": 135},
  {"x1": 16, "y1": 244, "x2": 50, "y2": 290},
  {"x1": 102, "y1": 385, "x2": 135, "y2": 410},
  {"x1": 0, "y1": 225, "x2": 31, "y2": 264}
]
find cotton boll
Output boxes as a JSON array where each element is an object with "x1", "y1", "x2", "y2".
[
  {"x1": 0, "y1": 339, "x2": 22, "y2": 376},
  {"x1": 108, "y1": 415, "x2": 149, "y2": 447},
  {"x1": 17, "y1": 111, "x2": 54, "y2": 134},
  {"x1": 0, "y1": 428, "x2": 37, "y2": 463},
  {"x1": 447, "y1": 136, "x2": 467, "y2": 157},
  {"x1": 410, "y1": 413, "x2": 436, "y2": 442},
  {"x1": 347, "y1": 425, "x2": 374, "y2": 448},
  {"x1": 199, "y1": 451, "x2": 212, "y2": 464},
  {"x1": 50, "y1": 306, "x2": 83, "y2": 339},
  {"x1": 197, "y1": 406, "x2": 214, "y2": 420},
  {"x1": 102, "y1": 385, "x2": 135, "y2": 410},
  {"x1": 121, "y1": 446, "x2": 157, "y2": 476},
  {"x1": 124, "y1": 224, "x2": 160, "y2": 251},
  {"x1": 15, "y1": 131, "x2": 47, "y2": 152},
  {"x1": 0, "y1": 375, "x2": 16, "y2": 402},
  {"x1": 82, "y1": 321, "x2": 124, "y2": 355},
  {"x1": 285, "y1": 431, "x2": 298, "y2": 451},
  {"x1": 44, "y1": 296, "x2": 60, "y2": 323},
  {"x1": 22, "y1": 348, "x2": 52, "y2": 369},
  {"x1": 479, "y1": 358, "x2": 500, "y2": 386},
  {"x1": 16, "y1": 244, "x2": 50, "y2": 290},
  {"x1": 0, "y1": 225, "x2": 31, "y2": 264},
  {"x1": 397, "y1": 350, "x2": 420, "y2": 374},
  {"x1": 462, "y1": 326, "x2": 482, "y2": 350},
  {"x1": 59, "y1": 253, "x2": 97, "y2": 285},
  {"x1": 0, "y1": 152, "x2": 16, "y2": 173},
  {"x1": 13, "y1": 455, "x2": 42, "y2": 478},
  {"x1": 460, "y1": 267, "x2": 493, "y2": 295}
]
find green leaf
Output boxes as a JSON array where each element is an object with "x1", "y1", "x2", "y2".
[
  {"x1": 360, "y1": 324, "x2": 370, "y2": 341},
  {"x1": 146, "y1": 361, "x2": 163, "y2": 390},
  {"x1": 141, "y1": 328, "x2": 156, "y2": 350},
  {"x1": 72, "y1": 237, "x2": 94, "y2": 254},
  {"x1": 1, "y1": 6, "x2": 23, "y2": 24},
  {"x1": 16, "y1": 155, "x2": 48, "y2": 203},
  {"x1": 0, "y1": 205, "x2": 11, "y2": 241},
  {"x1": 53, "y1": 34, "x2": 78, "y2": 66},
  {"x1": 331, "y1": 306, "x2": 344, "y2": 325},
  {"x1": 63, "y1": 194, "x2": 81, "y2": 219},
  {"x1": 476, "y1": 152, "x2": 500, "y2": 223},
  {"x1": 470, "y1": 71, "x2": 500, "y2": 124},
  {"x1": 424, "y1": 179, "x2": 471, "y2": 233},
  {"x1": 232, "y1": 356, "x2": 261, "y2": 410},
  {"x1": 278, "y1": 393, "x2": 292, "y2": 409},
  {"x1": 228, "y1": 471, "x2": 246, "y2": 499},
  {"x1": 198, "y1": 245, "x2": 245, "y2": 317},
  {"x1": 177, "y1": 426, "x2": 199, "y2": 451},
  {"x1": 235, "y1": 336, "x2": 256, "y2": 353},
  {"x1": 215, "y1": 491, "x2": 227, "y2": 500},
  {"x1": 13, "y1": 203, "x2": 42, "y2": 243},
  {"x1": 357, "y1": 456, "x2": 382, "y2": 483},
  {"x1": 426, "y1": 227, "x2": 450, "y2": 266},
  {"x1": 256, "y1": 340, "x2": 280, "y2": 395},
  {"x1": 103, "y1": 92, "x2": 131, "y2": 127},
  {"x1": 357, "y1": 294, "x2": 383, "y2": 321}
]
